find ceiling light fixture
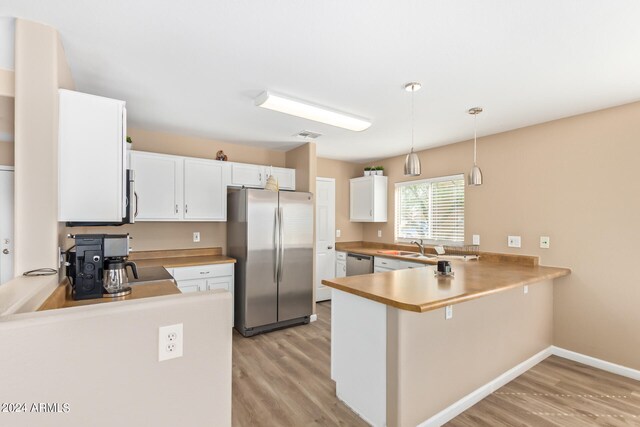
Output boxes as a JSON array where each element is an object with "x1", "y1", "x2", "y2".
[
  {"x1": 468, "y1": 107, "x2": 484, "y2": 186},
  {"x1": 255, "y1": 91, "x2": 371, "y2": 132},
  {"x1": 403, "y1": 82, "x2": 422, "y2": 176}
]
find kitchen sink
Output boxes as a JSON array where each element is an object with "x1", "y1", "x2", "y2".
[
  {"x1": 403, "y1": 253, "x2": 437, "y2": 259},
  {"x1": 376, "y1": 250, "x2": 416, "y2": 256}
]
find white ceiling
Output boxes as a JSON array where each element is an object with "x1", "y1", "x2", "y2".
[{"x1": 2, "y1": 1, "x2": 640, "y2": 162}]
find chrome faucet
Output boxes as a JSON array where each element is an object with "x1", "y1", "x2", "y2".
[{"x1": 410, "y1": 239, "x2": 425, "y2": 256}]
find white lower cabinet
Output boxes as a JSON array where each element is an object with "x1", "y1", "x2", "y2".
[
  {"x1": 336, "y1": 252, "x2": 347, "y2": 278},
  {"x1": 374, "y1": 256, "x2": 427, "y2": 272},
  {"x1": 170, "y1": 263, "x2": 235, "y2": 325}
]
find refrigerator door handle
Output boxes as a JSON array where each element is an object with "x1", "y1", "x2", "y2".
[
  {"x1": 279, "y1": 207, "x2": 284, "y2": 280},
  {"x1": 274, "y1": 207, "x2": 280, "y2": 283}
]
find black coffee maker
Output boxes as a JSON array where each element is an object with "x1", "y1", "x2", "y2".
[{"x1": 67, "y1": 234, "x2": 138, "y2": 300}]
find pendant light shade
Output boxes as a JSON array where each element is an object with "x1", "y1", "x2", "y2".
[
  {"x1": 403, "y1": 82, "x2": 422, "y2": 176},
  {"x1": 404, "y1": 148, "x2": 421, "y2": 176},
  {"x1": 468, "y1": 107, "x2": 483, "y2": 186}
]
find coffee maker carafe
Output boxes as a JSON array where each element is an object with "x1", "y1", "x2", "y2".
[{"x1": 67, "y1": 234, "x2": 138, "y2": 300}]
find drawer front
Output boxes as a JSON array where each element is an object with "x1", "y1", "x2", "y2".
[
  {"x1": 172, "y1": 263, "x2": 234, "y2": 280},
  {"x1": 336, "y1": 251, "x2": 347, "y2": 261},
  {"x1": 374, "y1": 266, "x2": 394, "y2": 273},
  {"x1": 374, "y1": 257, "x2": 400, "y2": 270},
  {"x1": 398, "y1": 260, "x2": 428, "y2": 270},
  {"x1": 207, "y1": 277, "x2": 232, "y2": 292},
  {"x1": 176, "y1": 279, "x2": 207, "y2": 293}
]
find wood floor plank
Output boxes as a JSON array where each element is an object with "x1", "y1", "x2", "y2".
[{"x1": 232, "y1": 301, "x2": 368, "y2": 427}]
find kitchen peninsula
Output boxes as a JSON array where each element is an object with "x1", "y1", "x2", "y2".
[{"x1": 322, "y1": 255, "x2": 570, "y2": 427}]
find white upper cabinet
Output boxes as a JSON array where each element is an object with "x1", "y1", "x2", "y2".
[
  {"x1": 130, "y1": 151, "x2": 183, "y2": 221},
  {"x1": 231, "y1": 163, "x2": 264, "y2": 188},
  {"x1": 350, "y1": 176, "x2": 388, "y2": 222},
  {"x1": 58, "y1": 89, "x2": 127, "y2": 222},
  {"x1": 184, "y1": 158, "x2": 227, "y2": 221},
  {"x1": 230, "y1": 163, "x2": 296, "y2": 190},
  {"x1": 131, "y1": 151, "x2": 230, "y2": 222}
]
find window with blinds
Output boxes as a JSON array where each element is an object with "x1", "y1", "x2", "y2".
[{"x1": 395, "y1": 174, "x2": 465, "y2": 244}]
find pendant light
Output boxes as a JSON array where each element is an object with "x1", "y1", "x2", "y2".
[
  {"x1": 468, "y1": 107, "x2": 483, "y2": 186},
  {"x1": 403, "y1": 82, "x2": 422, "y2": 176}
]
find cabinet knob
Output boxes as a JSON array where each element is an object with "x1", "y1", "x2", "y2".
[
  {"x1": 2, "y1": 249, "x2": 9, "y2": 255},
  {"x1": 328, "y1": 245, "x2": 333, "y2": 249},
  {"x1": 370, "y1": 209, "x2": 372, "y2": 217},
  {"x1": 175, "y1": 204, "x2": 179, "y2": 214}
]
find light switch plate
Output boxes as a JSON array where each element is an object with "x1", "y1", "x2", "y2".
[
  {"x1": 508, "y1": 235, "x2": 521, "y2": 248},
  {"x1": 472, "y1": 234, "x2": 480, "y2": 245},
  {"x1": 540, "y1": 236, "x2": 550, "y2": 249},
  {"x1": 524, "y1": 285, "x2": 529, "y2": 294},
  {"x1": 336, "y1": 229, "x2": 341, "y2": 238}
]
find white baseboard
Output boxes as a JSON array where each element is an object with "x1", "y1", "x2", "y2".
[
  {"x1": 418, "y1": 347, "x2": 553, "y2": 427},
  {"x1": 551, "y1": 346, "x2": 640, "y2": 381},
  {"x1": 310, "y1": 314, "x2": 318, "y2": 322}
]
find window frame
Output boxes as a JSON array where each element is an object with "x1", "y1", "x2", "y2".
[{"x1": 394, "y1": 173, "x2": 465, "y2": 246}]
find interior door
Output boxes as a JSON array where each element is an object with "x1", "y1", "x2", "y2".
[
  {"x1": 316, "y1": 178, "x2": 336, "y2": 301},
  {"x1": 278, "y1": 191, "x2": 314, "y2": 321},
  {"x1": 184, "y1": 158, "x2": 226, "y2": 221},
  {"x1": 0, "y1": 168, "x2": 14, "y2": 285}
]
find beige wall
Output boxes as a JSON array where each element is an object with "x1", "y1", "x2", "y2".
[
  {"x1": 317, "y1": 157, "x2": 364, "y2": 242},
  {"x1": 14, "y1": 19, "x2": 74, "y2": 275},
  {"x1": 0, "y1": 96, "x2": 13, "y2": 166},
  {"x1": 360, "y1": 101, "x2": 640, "y2": 370},
  {"x1": 0, "y1": 68, "x2": 14, "y2": 97},
  {"x1": 0, "y1": 291, "x2": 232, "y2": 427},
  {"x1": 388, "y1": 280, "x2": 553, "y2": 426},
  {"x1": 129, "y1": 127, "x2": 286, "y2": 166}
]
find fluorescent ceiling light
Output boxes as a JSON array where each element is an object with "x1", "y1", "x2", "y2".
[{"x1": 255, "y1": 91, "x2": 371, "y2": 132}]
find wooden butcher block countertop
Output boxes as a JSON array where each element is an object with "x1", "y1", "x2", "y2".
[
  {"x1": 129, "y1": 247, "x2": 236, "y2": 268},
  {"x1": 322, "y1": 251, "x2": 570, "y2": 313}
]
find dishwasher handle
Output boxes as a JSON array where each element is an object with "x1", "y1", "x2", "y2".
[{"x1": 347, "y1": 254, "x2": 372, "y2": 261}]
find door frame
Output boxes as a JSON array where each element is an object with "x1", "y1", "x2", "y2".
[
  {"x1": 0, "y1": 166, "x2": 15, "y2": 285},
  {"x1": 315, "y1": 177, "x2": 336, "y2": 302}
]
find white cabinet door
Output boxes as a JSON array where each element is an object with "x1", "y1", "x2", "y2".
[
  {"x1": 177, "y1": 279, "x2": 207, "y2": 293},
  {"x1": 184, "y1": 158, "x2": 228, "y2": 221},
  {"x1": 336, "y1": 260, "x2": 347, "y2": 278},
  {"x1": 58, "y1": 89, "x2": 126, "y2": 221},
  {"x1": 231, "y1": 163, "x2": 264, "y2": 188},
  {"x1": 207, "y1": 276, "x2": 233, "y2": 292},
  {"x1": 271, "y1": 167, "x2": 296, "y2": 190},
  {"x1": 131, "y1": 151, "x2": 183, "y2": 220},
  {"x1": 374, "y1": 266, "x2": 394, "y2": 273},
  {"x1": 350, "y1": 177, "x2": 373, "y2": 221},
  {"x1": 350, "y1": 176, "x2": 387, "y2": 222}
]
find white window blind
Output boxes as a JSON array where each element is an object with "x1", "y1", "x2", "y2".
[{"x1": 395, "y1": 174, "x2": 465, "y2": 244}]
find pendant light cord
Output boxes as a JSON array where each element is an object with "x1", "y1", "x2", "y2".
[
  {"x1": 411, "y1": 86, "x2": 415, "y2": 152},
  {"x1": 473, "y1": 112, "x2": 477, "y2": 165}
]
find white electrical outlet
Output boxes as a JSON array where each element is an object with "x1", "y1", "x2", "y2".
[
  {"x1": 193, "y1": 232, "x2": 200, "y2": 243},
  {"x1": 472, "y1": 234, "x2": 480, "y2": 245},
  {"x1": 508, "y1": 235, "x2": 521, "y2": 248},
  {"x1": 445, "y1": 305, "x2": 453, "y2": 320},
  {"x1": 336, "y1": 229, "x2": 341, "y2": 238},
  {"x1": 540, "y1": 236, "x2": 550, "y2": 249},
  {"x1": 377, "y1": 230, "x2": 382, "y2": 238},
  {"x1": 159, "y1": 323, "x2": 183, "y2": 362},
  {"x1": 524, "y1": 285, "x2": 529, "y2": 294}
]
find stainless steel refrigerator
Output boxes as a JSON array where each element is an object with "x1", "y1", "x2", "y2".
[{"x1": 227, "y1": 188, "x2": 314, "y2": 337}]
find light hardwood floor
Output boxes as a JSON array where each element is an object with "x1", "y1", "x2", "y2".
[
  {"x1": 232, "y1": 301, "x2": 367, "y2": 426},
  {"x1": 447, "y1": 356, "x2": 640, "y2": 427},
  {"x1": 233, "y1": 302, "x2": 640, "y2": 426}
]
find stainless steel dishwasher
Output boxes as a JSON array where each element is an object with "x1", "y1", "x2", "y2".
[{"x1": 346, "y1": 253, "x2": 373, "y2": 276}]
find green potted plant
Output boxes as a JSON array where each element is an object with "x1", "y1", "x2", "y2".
[
  {"x1": 375, "y1": 166, "x2": 384, "y2": 176},
  {"x1": 364, "y1": 166, "x2": 372, "y2": 176}
]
